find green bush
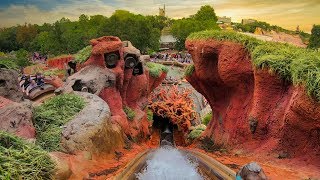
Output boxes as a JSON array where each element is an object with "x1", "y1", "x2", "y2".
[
  {"x1": 188, "y1": 30, "x2": 320, "y2": 101},
  {"x1": 124, "y1": 106, "x2": 136, "y2": 121},
  {"x1": 33, "y1": 94, "x2": 86, "y2": 151},
  {"x1": 0, "y1": 58, "x2": 18, "y2": 69},
  {"x1": 147, "y1": 109, "x2": 153, "y2": 121},
  {"x1": 0, "y1": 131, "x2": 55, "y2": 179},
  {"x1": 146, "y1": 62, "x2": 169, "y2": 77},
  {"x1": 184, "y1": 64, "x2": 195, "y2": 76},
  {"x1": 74, "y1": 45, "x2": 92, "y2": 64},
  {"x1": 202, "y1": 111, "x2": 212, "y2": 125},
  {"x1": 16, "y1": 49, "x2": 31, "y2": 67},
  {"x1": 188, "y1": 129, "x2": 203, "y2": 140}
]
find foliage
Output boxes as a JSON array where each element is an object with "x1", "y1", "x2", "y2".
[
  {"x1": 42, "y1": 68, "x2": 65, "y2": 77},
  {"x1": 308, "y1": 25, "x2": 320, "y2": 49},
  {"x1": 16, "y1": 48, "x2": 31, "y2": 67},
  {"x1": 0, "y1": 51, "x2": 5, "y2": 57},
  {"x1": 233, "y1": 21, "x2": 297, "y2": 34},
  {"x1": 147, "y1": 108, "x2": 153, "y2": 122},
  {"x1": 146, "y1": 62, "x2": 169, "y2": 78},
  {"x1": 149, "y1": 86, "x2": 197, "y2": 134},
  {"x1": 0, "y1": 11, "x2": 164, "y2": 54},
  {"x1": 184, "y1": 64, "x2": 195, "y2": 76},
  {"x1": 0, "y1": 131, "x2": 55, "y2": 179},
  {"x1": 188, "y1": 124, "x2": 206, "y2": 139},
  {"x1": 187, "y1": 30, "x2": 320, "y2": 101},
  {"x1": 74, "y1": 45, "x2": 92, "y2": 64},
  {"x1": 33, "y1": 94, "x2": 86, "y2": 151},
  {"x1": 188, "y1": 129, "x2": 203, "y2": 139},
  {"x1": 123, "y1": 106, "x2": 136, "y2": 121},
  {"x1": 171, "y1": 5, "x2": 220, "y2": 50},
  {"x1": 0, "y1": 58, "x2": 18, "y2": 69},
  {"x1": 202, "y1": 111, "x2": 212, "y2": 125}
]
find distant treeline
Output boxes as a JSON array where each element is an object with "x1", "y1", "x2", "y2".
[{"x1": 0, "y1": 10, "x2": 168, "y2": 55}]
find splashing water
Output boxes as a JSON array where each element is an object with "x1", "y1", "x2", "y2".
[{"x1": 136, "y1": 146, "x2": 203, "y2": 180}]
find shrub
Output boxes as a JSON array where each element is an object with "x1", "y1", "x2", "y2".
[
  {"x1": 147, "y1": 108, "x2": 153, "y2": 121},
  {"x1": 188, "y1": 129, "x2": 203, "y2": 139},
  {"x1": 146, "y1": 62, "x2": 169, "y2": 77},
  {"x1": 123, "y1": 106, "x2": 136, "y2": 121},
  {"x1": 16, "y1": 49, "x2": 31, "y2": 67},
  {"x1": 202, "y1": 111, "x2": 212, "y2": 125},
  {"x1": 0, "y1": 131, "x2": 55, "y2": 179},
  {"x1": 74, "y1": 45, "x2": 92, "y2": 64},
  {"x1": 187, "y1": 30, "x2": 320, "y2": 101},
  {"x1": 33, "y1": 94, "x2": 85, "y2": 151},
  {"x1": 0, "y1": 58, "x2": 18, "y2": 69},
  {"x1": 184, "y1": 64, "x2": 195, "y2": 76}
]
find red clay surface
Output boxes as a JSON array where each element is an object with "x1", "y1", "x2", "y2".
[{"x1": 185, "y1": 39, "x2": 320, "y2": 171}]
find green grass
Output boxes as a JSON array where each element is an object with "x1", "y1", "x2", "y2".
[
  {"x1": 146, "y1": 62, "x2": 169, "y2": 78},
  {"x1": 184, "y1": 64, "x2": 195, "y2": 76},
  {"x1": 123, "y1": 106, "x2": 136, "y2": 121},
  {"x1": 74, "y1": 45, "x2": 92, "y2": 64},
  {"x1": 33, "y1": 94, "x2": 86, "y2": 151},
  {"x1": 202, "y1": 111, "x2": 212, "y2": 126},
  {"x1": 187, "y1": 30, "x2": 320, "y2": 101},
  {"x1": 0, "y1": 131, "x2": 55, "y2": 179},
  {"x1": 0, "y1": 58, "x2": 19, "y2": 69}
]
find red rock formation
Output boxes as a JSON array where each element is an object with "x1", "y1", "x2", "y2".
[
  {"x1": 80, "y1": 36, "x2": 166, "y2": 140},
  {"x1": 47, "y1": 55, "x2": 73, "y2": 69},
  {"x1": 185, "y1": 39, "x2": 320, "y2": 164}
]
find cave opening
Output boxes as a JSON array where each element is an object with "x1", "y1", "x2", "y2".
[
  {"x1": 0, "y1": 79, "x2": 6, "y2": 87},
  {"x1": 152, "y1": 115, "x2": 177, "y2": 146}
]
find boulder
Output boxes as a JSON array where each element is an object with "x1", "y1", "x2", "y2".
[
  {"x1": 0, "y1": 68, "x2": 23, "y2": 102},
  {"x1": 56, "y1": 65, "x2": 116, "y2": 95},
  {"x1": 49, "y1": 152, "x2": 72, "y2": 180},
  {"x1": 0, "y1": 98, "x2": 35, "y2": 139},
  {"x1": 60, "y1": 92, "x2": 124, "y2": 155}
]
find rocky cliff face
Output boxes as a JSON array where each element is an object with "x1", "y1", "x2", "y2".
[
  {"x1": 58, "y1": 36, "x2": 166, "y2": 141},
  {"x1": 185, "y1": 39, "x2": 320, "y2": 163}
]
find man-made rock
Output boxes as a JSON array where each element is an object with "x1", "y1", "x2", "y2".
[
  {"x1": 61, "y1": 92, "x2": 124, "y2": 155},
  {"x1": 56, "y1": 65, "x2": 116, "y2": 95},
  {"x1": 49, "y1": 152, "x2": 72, "y2": 180},
  {"x1": 185, "y1": 39, "x2": 320, "y2": 164},
  {"x1": 58, "y1": 36, "x2": 166, "y2": 141},
  {"x1": 0, "y1": 97, "x2": 35, "y2": 139},
  {"x1": 0, "y1": 68, "x2": 23, "y2": 102}
]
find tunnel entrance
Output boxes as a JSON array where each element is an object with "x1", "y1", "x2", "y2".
[{"x1": 152, "y1": 115, "x2": 177, "y2": 147}]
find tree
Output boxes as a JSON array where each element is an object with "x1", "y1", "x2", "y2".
[
  {"x1": 171, "y1": 5, "x2": 220, "y2": 50},
  {"x1": 16, "y1": 24, "x2": 38, "y2": 50},
  {"x1": 308, "y1": 25, "x2": 320, "y2": 49},
  {"x1": 193, "y1": 5, "x2": 218, "y2": 22}
]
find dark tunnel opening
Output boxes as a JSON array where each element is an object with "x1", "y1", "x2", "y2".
[{"x1": 152, "y1": 115, "x2": 177, "y2": 147}]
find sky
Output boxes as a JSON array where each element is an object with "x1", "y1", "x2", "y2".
[{"x1": 0, "y1": 0, "x2": 319, "y2": 32}]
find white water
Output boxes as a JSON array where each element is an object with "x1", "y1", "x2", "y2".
[{"x1": 136, "y1": 146, "x2": 203, "y2": 180}]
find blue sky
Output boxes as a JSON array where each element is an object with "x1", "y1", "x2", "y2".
[{"x1": 0, "y1": 0, "x2": 319, "y2": 32}]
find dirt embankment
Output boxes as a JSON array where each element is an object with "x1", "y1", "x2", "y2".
[{"x1": 185, "y1": 39, "x2": 320, "y2": 166}]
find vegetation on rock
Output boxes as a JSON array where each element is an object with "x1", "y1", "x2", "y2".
[
  {"x1": 123, "y1": 106, "x2": 136, "y2": 121},
  {"x1": 146, "y1": 62, "x2": 169, "y2": 78},
  {"x1": 33, "y1": 94, "x2": 85, "y2": 151},
  {"x1": 147, "y1": 108, "x2": 153, "y2": 122},
  {"x1": 184, "y1": 64, "x2": 195, "y2": 76},
  {"x1": 0, "y1": 131, "x2": 55, "y2": 179},
  {"x1": 188, "y1": 30, "x2": 320, "y2": 101},
  {"x1": 202, "y1": 111, "x2": 212, "y2": 125},
  {"x1": 74, "y1": 45, "x2": 92, "y2": 64},
  {"x1": 0, "y1": 58, "x2": 19, "y2": 69},
  {"x1": 188, "y1": 124, "x2": 206, "y2": 140}
]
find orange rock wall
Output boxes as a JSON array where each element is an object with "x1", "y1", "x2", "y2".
[{"x1": 185, "y1": 39, "x2": 320, "y2": 165}]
